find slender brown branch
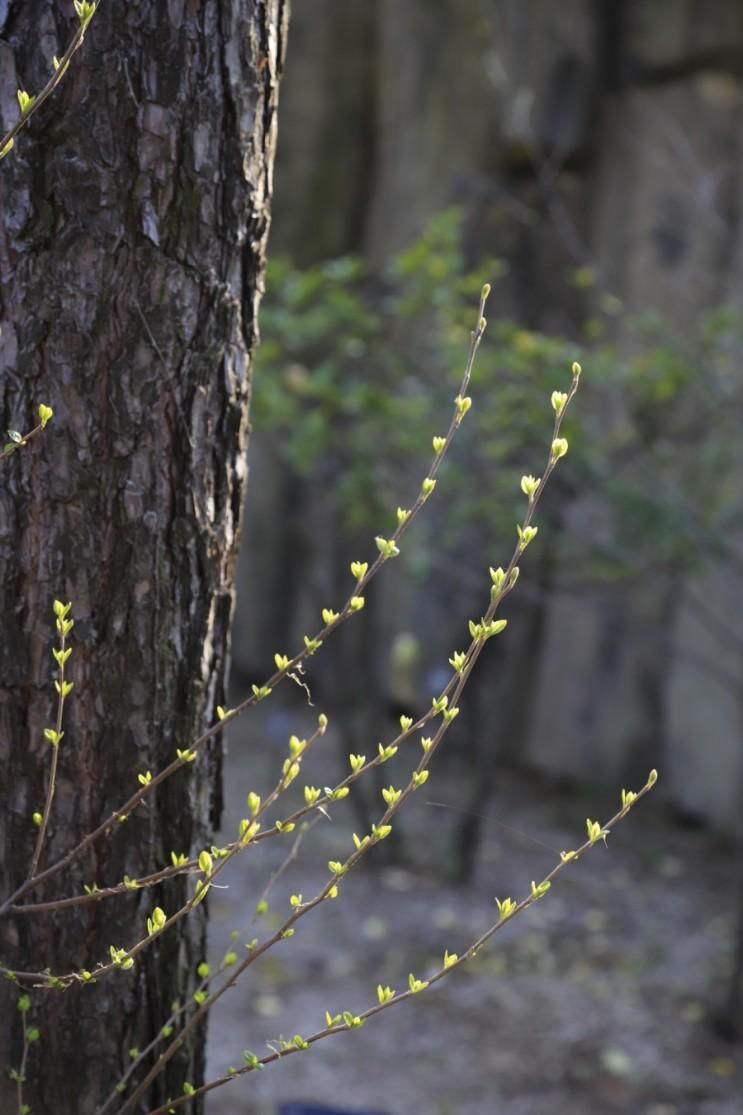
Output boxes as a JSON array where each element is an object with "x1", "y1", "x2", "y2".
[
  {"x1": 115, "y1": 351, "x2": 581, "y2": 1113},
  {"x1": 0, "y1": 3, "x2": 100, "y2": 162},
  {"x1": 98, "y1": 816, "x2": 320, "y2": 1113},
  {"x1": 0, "y1": 288, "x2": 491, "y2": 916},
  {"x1": 0, "y1": 417, "x2": 50, "y2": 463},
  {"x1": 140, "y1": 771, "x2": 658, "y2": 1115},
  {"x1": 26, "y1": 612, "x2": 71, "y2": 881}
]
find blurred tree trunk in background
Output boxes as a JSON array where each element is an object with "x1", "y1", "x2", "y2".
[
  {"x1": 240, "y1": 0, "x2": 743, "y2": 835},
  {"x1": 0, "y1": 1, "x2": 286, "y2": 1111}
]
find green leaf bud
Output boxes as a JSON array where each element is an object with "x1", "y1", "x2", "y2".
[
  {"x1": 520, "y1": 474, "x2": 540, "y2": 499},
  {"x1": 192, "y1": 879, "x2": 210, "y2": 906},
  {"x1": 489, "y1": 566, "x2": 506, "y2": 591},
  {"x1": 16, "y1": 89, "x2": 35, "y2": 115},
  {"x1": 288, "y1": 734, "x2": 306, "y2": 757},
  {"x1": 551, "y1": 390, "x2": 568, "y2": 415},
  {"x1": 551, "y1": 437, "x2": 569, "y2": 460},
  {"x1": 375, "y1": 536, "x2": 400, "y2": 559},
  {"x1": 239, "y1": 818, "x2": 260, "y2": 842},
  {"x1": 495, "y1": 896, "x2": 516, "y2": 920},
  {"x1": 585, "y1": 818, "x2": 608, "y2": 846},
  {"x1": 146, "y1": 906, "x2": 167, "y2": 935}
]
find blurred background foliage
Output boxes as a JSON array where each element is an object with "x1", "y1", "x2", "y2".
[
  {"x1": 255, "y1": 208, "x2": 743, "y2": 581},
  {"x1": 216, "y1": 6, "x2": 743, "y2": 1095}
]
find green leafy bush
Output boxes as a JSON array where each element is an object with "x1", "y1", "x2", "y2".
[{"x1": 255, "y1": 209, "x2": 743, "y2": 581}]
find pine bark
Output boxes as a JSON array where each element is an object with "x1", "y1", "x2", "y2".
[{"x1": 0, "y1": 1, "x2": 287, "y2": 1111}]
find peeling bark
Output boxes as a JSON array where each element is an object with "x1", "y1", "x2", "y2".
[{"x1": 0, "y1": 1, "x2": 287, "y2": 1111}]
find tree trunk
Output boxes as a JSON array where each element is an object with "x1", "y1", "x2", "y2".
[{"x1": 0, "y1": 1, "x2": 287, "y2": 1112}]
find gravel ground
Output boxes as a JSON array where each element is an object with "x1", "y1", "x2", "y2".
[{"x1": 204, "y1": 709, "x2": 742, "y2": 1115}]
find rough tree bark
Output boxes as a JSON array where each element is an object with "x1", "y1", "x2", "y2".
[{"x1": 0, "y1": 1, "x2": 287, "y2": 1112}]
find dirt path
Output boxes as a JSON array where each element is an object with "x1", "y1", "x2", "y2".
[{"x1": 205, "y1": 711, "x2": 742, "y2": 1115}]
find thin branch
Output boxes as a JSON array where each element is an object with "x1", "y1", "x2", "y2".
[
  {"x1": 0, "y1": 3, "x2": 100, "y2": 162},
  {"x1": 141, "y1": 772, "x2": 658, "y2": 1115},
  {"x1": 0, "y1": 288, "x2": 492, "y2": 916},
  {"x1": 114, "y1": 357, "x2": 581, "y2": 1113},
  {"x1": 26, "y1": 611, "x2": 72, "y2": 881},
  {"x1": 97, "y1": 817, "x2": 320, "y2": 1114},
  {"x1": 0, "y1": 413, "x2": 52, "y2": 464}
]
